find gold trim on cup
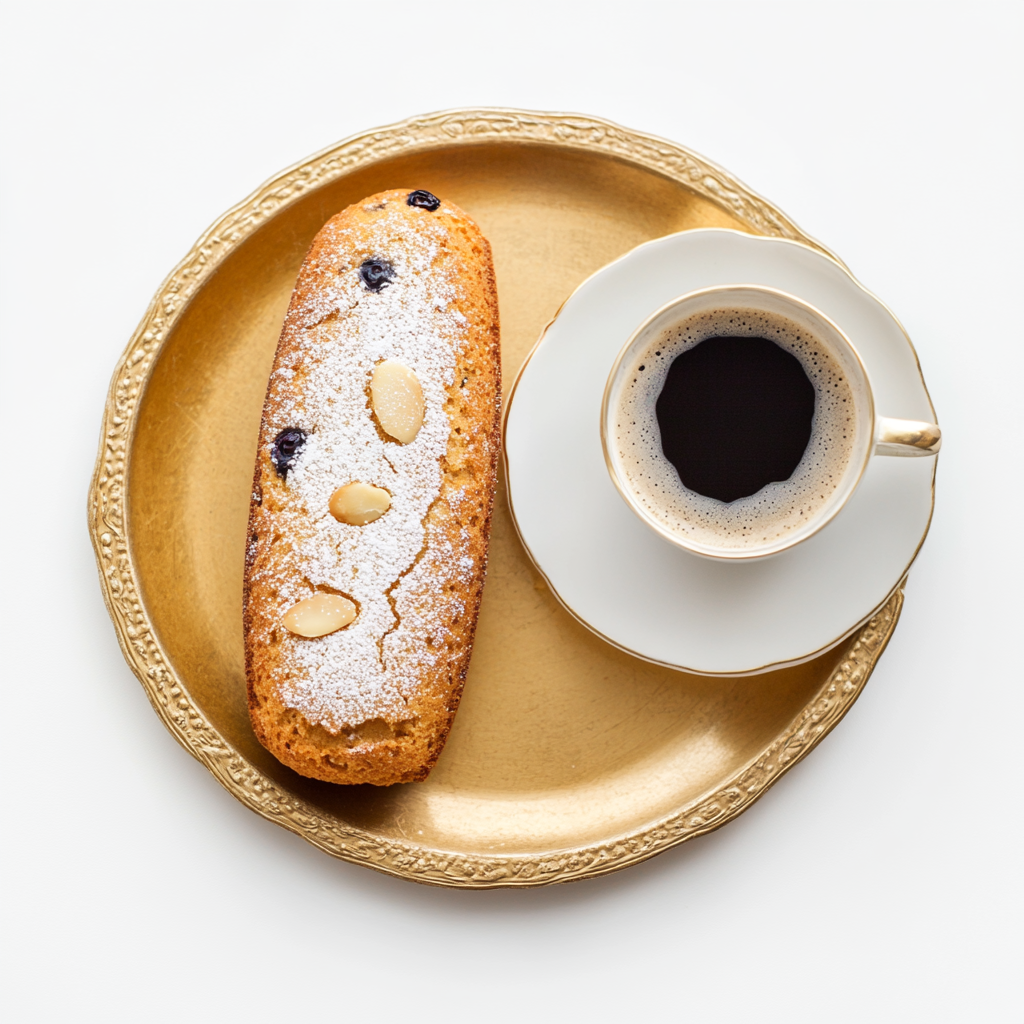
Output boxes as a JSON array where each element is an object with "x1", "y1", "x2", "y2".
[
  {"x1": 875, "y1": 417, "x2": 942, "y2": 456},
  {"x1": 600, "y1": 284, "x2": 879, "y2": 561}
]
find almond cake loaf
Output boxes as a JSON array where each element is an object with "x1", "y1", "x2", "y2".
[{"x1": 244, "y1": 188, "x2": 501, "y2": 785}]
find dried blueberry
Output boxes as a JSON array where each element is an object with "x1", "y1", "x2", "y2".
[
  {"x1": 270, "y1": 428, "x2": 306, "y2": 478},
  {"x1": 359, "y1": 258, "x2": 395, "y2": 292},
  {"x1": 406, "y1": 190, "x2": 440, "y2": 212}
]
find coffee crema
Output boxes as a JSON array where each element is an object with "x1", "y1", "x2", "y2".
[{"x1": 611, "y1": 307, "x2": 856, "y2": 551}]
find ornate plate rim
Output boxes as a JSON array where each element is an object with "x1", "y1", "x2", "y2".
[{"x1": 88, "y1": 107, "x2": 911, "y2": 888}]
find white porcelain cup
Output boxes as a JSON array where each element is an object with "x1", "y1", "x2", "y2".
[{"x1": 601, "y1": 284, "x2": 941, "y2": 560}]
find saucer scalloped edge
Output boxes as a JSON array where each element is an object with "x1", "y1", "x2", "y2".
[{"x1": 505, "y1": 228, "x2": 937, "y2": 675}]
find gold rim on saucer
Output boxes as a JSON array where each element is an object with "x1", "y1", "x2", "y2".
[
  {"x1": 88, "y1": 108, "x2": 917, "y2": 887},
  {"x1": 503, "y1": 228, "x2": 936, "y2": 677}
]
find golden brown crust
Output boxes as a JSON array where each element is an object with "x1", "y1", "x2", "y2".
[{"x1": 243, "y1": 189, "x2": 500, "y2": 785}]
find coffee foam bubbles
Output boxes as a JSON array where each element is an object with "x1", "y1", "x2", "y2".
[{"x1": 612, "y1": 307, "x2": 856, "y2": 551}]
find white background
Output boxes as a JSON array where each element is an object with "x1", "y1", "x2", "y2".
[{"x1": 2, "y1": 3, "x2": 1021, "y2": 1021}]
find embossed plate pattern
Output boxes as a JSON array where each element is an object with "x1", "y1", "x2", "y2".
[{"x1": 89, "y1": 109, "x2": 914, "y2": 887}]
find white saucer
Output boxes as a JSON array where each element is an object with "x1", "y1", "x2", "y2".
[{"x1": 503, "y1": 229, "x2": 937, "y2": 675}]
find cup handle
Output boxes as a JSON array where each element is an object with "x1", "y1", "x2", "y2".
[{"x1": 875, "y1": 417, "x2": 942, "y2": 457}]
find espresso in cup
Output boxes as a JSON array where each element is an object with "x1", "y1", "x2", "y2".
[{"x1": 602, "y1": 286, "x2": 940, "y2": 560}]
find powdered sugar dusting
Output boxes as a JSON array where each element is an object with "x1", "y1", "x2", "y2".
[{"x1": 251, "y1": 198, "x2": 476, "y2": 731}]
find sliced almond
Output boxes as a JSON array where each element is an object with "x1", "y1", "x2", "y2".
[
  {"x1": 282, "y1": 593, "x2": 357, "y2": 638},
  {"x1": 371, "y1": 359, "x2": 424, "y2": 443},
  {"x1": 329, "y1": 482, "x2": 391, "y2": 525}
]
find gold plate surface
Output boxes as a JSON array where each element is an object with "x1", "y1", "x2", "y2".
[{"x1": 89, "y1": 109, "x2": 905, "y2": 887}]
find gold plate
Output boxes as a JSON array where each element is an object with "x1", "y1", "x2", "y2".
[{"x1": 89, "y1": 109, "x2": 905, "y2": 887}]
